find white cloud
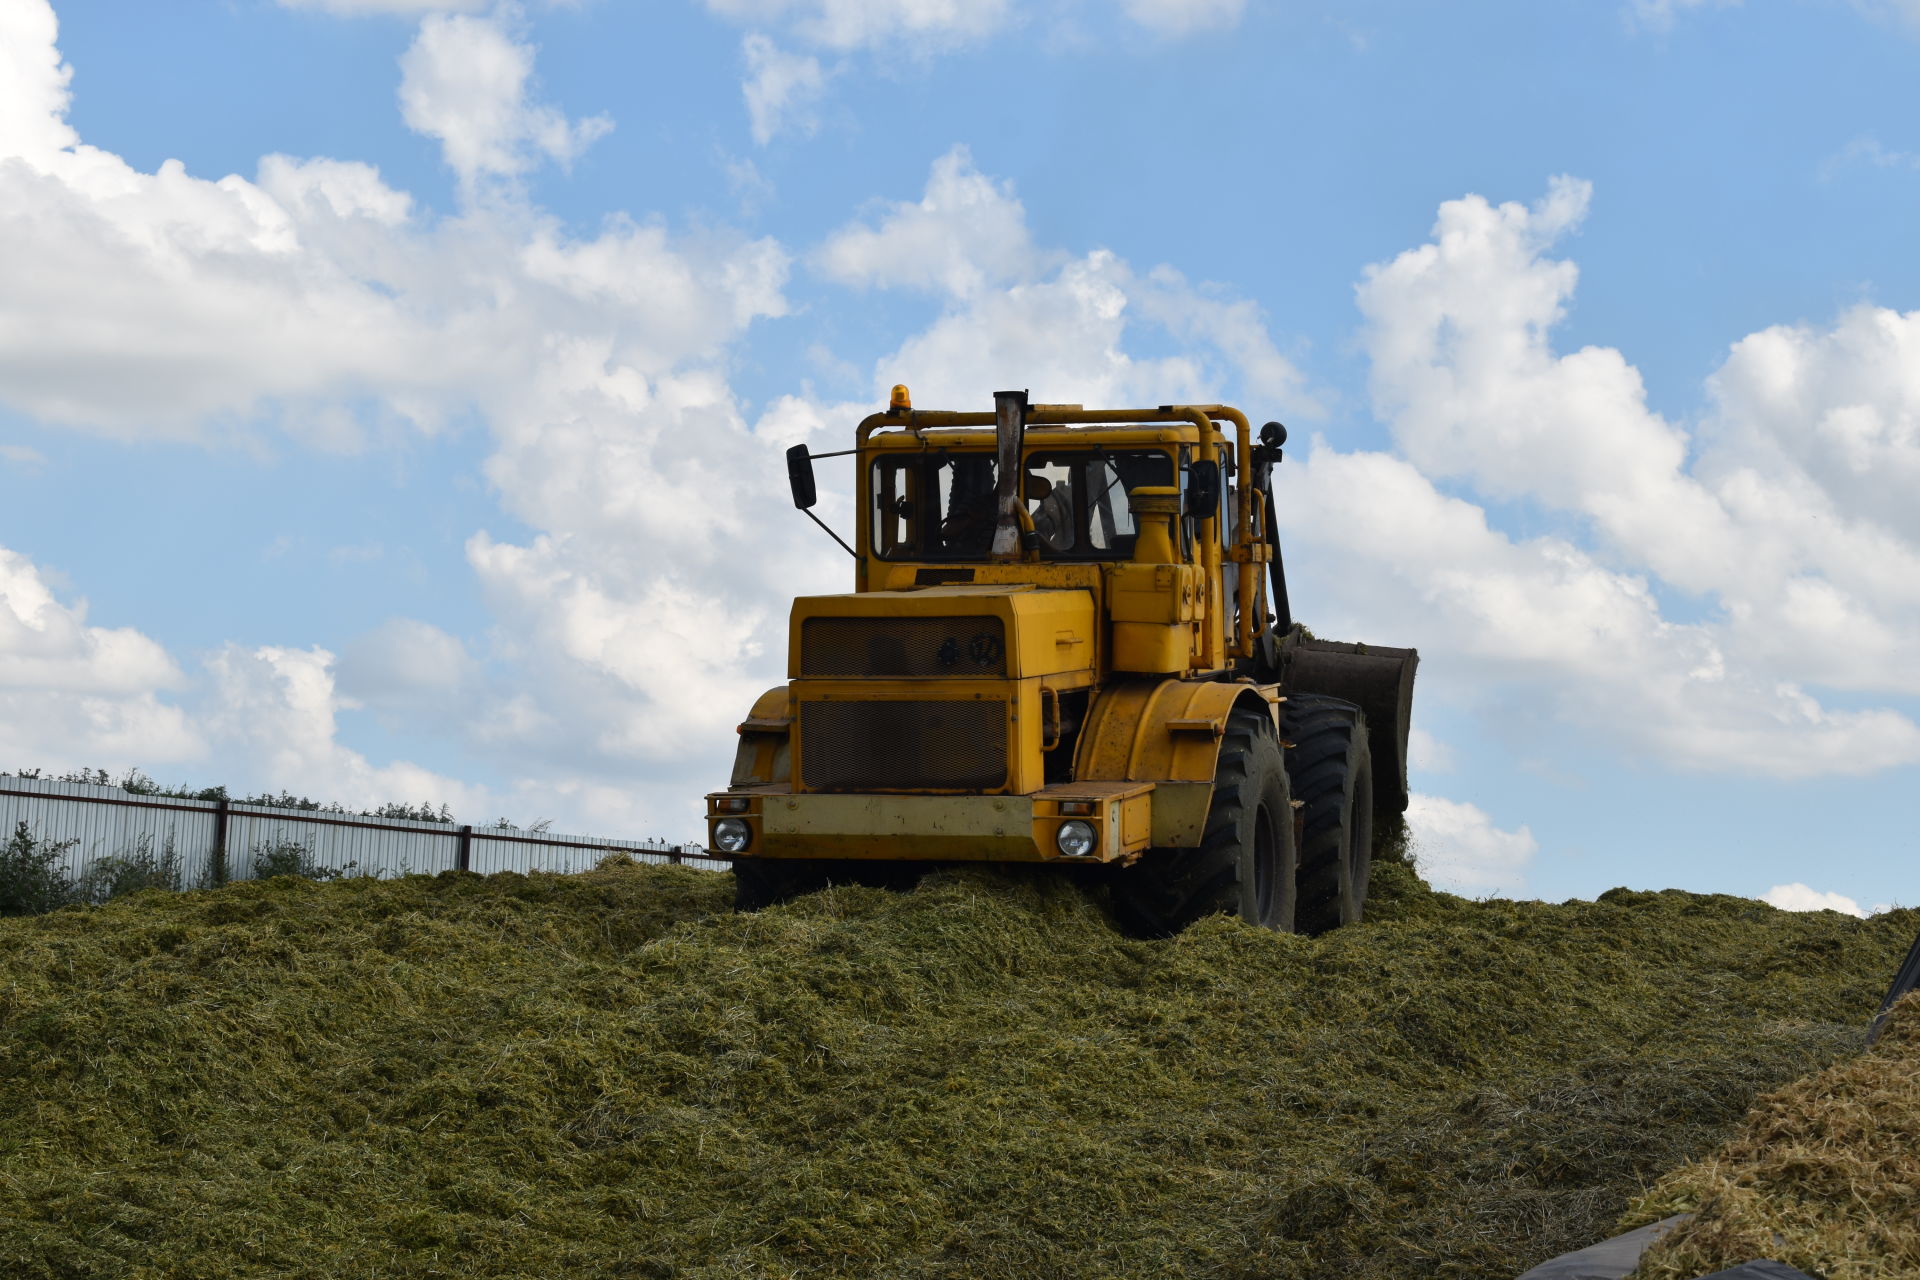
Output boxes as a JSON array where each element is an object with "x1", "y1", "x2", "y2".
[
  {"x1": 1407, "y1": 727, "x2": 1453, "y2": 773},
  {"x1": 814, "y1": 145, "x2": 1041, "y2": 296},
  {"x1": 334, "y1": 618, "x2": 475, "y2": 703},
  {"x1": 706, "y1": 0, "x2": 1250, "y2": 143},
  {"x1": 820, "y1": 149, "x2": 1310, "y2": 413},
  {"x1": 0, "y1": 0, "x2": 76, "y2": 160},
  {"x1": 0, "y1": 546, "x2": 199, "y2": 770},
  {"x1": 1850, "y1": 1, "x2": 1920, "y2": 33},
  {"x1": 1277, "y1": 446, "x2": 1920, "y2": 776},
  {"x1": 279, "y1": 0, "x2": 488, "y2": 13},
  {"x1": 1761, "y1": 882, "x2": 1868, "y2": 918},
  {"x1": 742, "y1": 34, "x2": 829, "y2": 144},
  {"x1": 1345, "y1": 176, "x2": 1920, "y2": 773},
  {"x1": 703, "y1": 0, "x2": 1013, "y2": 52},
  {"x1": 0, "y1": 1, "x2": 810, "y2": 836},
  {"x1": 1628, "y1": 0, "x2": 1740, "y2": 30},
  {"x1": 1122, "y1": 0, "x2": 1245, "y2": 35},
  {"x1": 1822, "y1": 136, "x2": 1920, "y2": 177},
  {"x1": 1405, "y1": 793, "x2": 1537, "y2": 895},
  {"x1": 203, "y1": 642, "x2": 496, "y2": 817},
  {"x1": 397, "y1": 12, "x2": 611, "y2": 192}
]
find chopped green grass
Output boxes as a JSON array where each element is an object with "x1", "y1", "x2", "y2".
[{"x1": 0, "y1": 859, "x2": 1909, "y2": 1279}]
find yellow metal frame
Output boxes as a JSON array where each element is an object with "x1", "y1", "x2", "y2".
[
  {"x1": 709, "y1": 400, "x2": 1281, "y2": 867},
  {"x1": 853, "y1": 404, "x2": 1261, "y2": 665}
]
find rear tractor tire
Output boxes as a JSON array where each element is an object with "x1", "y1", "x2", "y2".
[
  {"x1": 1109, "y1": 704, "x2": 1298, "y2": 938},
  {"x1": 1280, "y1": 693, "x2": 1374, "y2": 935}
]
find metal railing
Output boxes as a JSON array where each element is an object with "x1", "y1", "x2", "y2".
[{"x1": 0, "y1": 774, "x2": 729, "y2": 891}]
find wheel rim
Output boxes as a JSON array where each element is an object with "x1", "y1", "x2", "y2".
[{"x1": 1252, "y1": 801, "x2": 1278, "y2": 922}]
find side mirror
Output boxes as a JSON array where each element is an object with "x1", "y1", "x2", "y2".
[
  {"x1": 1185, "y1": 460, "x2": 1220, "y2": 518},
  {"x1": 785, "y1": 444, "x2": 817, "y2": 511}
]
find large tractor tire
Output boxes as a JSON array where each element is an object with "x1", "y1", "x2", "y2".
[
  {"x1": 1281, "y1": 635, "x2": 1417, "y2": 818},
  {"x1": 1281, "y1": 693, "x2": 1374, "y2": 935},
  {"x1": 733, "y1": 857, "x2": 924, "y2": 912},
  {"x1": 1109, "y1": 704, "x2": 1298, "y2": 938}
]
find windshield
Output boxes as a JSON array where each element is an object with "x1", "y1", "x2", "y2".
[{"x1": 871, "y1": 449, "x2": 1176, "y2": 561}]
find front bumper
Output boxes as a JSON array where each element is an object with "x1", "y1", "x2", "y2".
[{"x1": 706, "y1": 784, "x2": 1156, "y2": 863}]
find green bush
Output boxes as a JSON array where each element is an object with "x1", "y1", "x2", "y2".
[
  {"x1": 0, "y1": 820, "x2": 78, "y2": 916},
  {"x1": 248, "y1": 837, "x2": 358, "y2": 882},
  {"x1": 76, "y1": 833, "x2": 185, "y2": 903}
]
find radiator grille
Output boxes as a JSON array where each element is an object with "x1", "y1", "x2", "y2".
[
  {"x1": 800, "y1": 699, "x2": 1008, "y2": 792},
  {"x1": 800, "y1": 616, "x2": 1006, "y2": 678}
]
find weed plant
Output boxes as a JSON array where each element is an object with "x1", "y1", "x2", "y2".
[
  {"x1": 0, "y1": 859, "x2": 1910, "y2": 1279},
  {"x1": 0, "y1": 821, "x2": 78, "y2": 916},
  {"x1": 248, "y1": 837, "x2": 359, "y2": 882},
  {"x1": 75, "y1": 833, "x2": 186, "y2": 903}
]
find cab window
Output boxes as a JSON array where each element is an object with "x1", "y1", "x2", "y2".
[{"x1": 870, "y1": 449, "x2": 1174, "y2": 561}]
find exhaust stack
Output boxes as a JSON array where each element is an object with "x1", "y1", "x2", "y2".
[{"x1": 990, "y1": 389, "x2": 1028, "y2": 561}]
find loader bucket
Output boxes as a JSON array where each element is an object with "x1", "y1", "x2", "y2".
[{"x1": 1284, "y1": 637, "x2": 1419, "y2": 816}]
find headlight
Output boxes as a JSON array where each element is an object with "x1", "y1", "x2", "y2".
[
  {"x1": 713, "y1": 817, "x2": 751, "y2": 854},
  {"x1": 1055, "y1": 819, "x2": 1097, "y2": 858}
]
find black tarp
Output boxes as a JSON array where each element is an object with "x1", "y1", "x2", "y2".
[
  {"x1": 1866, "y1": 922, "x2": 1920, "y2": 1045},
  {"x1": 1512, "y1": 1217, "x2": 1821, "y2": 1280},
  {"x1": 1514, "y1": 1215, "x2": 1690, "y2": 1279}
]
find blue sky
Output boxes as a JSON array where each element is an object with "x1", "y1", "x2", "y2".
[{"x1": 2, "y1": 0, "x2": 1917, "y2": 914}]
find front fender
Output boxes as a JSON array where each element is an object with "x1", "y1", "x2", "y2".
[
  {"x1": 1074, "y1": 677, "x2": 1278, "y2": 846},
  {"x1": 729, "y1": 685, "x2": 792, "y2": 787}
]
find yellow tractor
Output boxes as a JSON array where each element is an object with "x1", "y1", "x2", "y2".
[{"x1": 707, "y1": 389, "x2": 1417, "y2": 936}]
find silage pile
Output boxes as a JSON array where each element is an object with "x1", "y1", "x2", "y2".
[
  {"x1": 0, "y1": 858, "x2": 1910, "y2": 1280},
  {"x1": 1620, "y1": 991, "x2": 1920, "y2": 1280}
]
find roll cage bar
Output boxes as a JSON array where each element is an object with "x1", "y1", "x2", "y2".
[{"x1": 855, "y1": 404, "x2": 1269, "y2": 664}]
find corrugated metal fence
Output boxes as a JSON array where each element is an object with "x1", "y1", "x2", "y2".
[{"x1": 0, "y1": 775, "x2": 729, "y2": 892}]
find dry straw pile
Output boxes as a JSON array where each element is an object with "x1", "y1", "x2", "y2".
[
  {"x1": 0, "y1": 856, "x2": 1910, "y2": 1279},
  {"x1": 1622, "y1": 992, "x2": 1920, "y2": 1280}
]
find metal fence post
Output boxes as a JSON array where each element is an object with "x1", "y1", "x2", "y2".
[
  {"x1": 210, "y1": 797, "x2": 230, "y2": 885},
  {"x1": 456, "y1": 824, "x2": 473, "y2": 872}
]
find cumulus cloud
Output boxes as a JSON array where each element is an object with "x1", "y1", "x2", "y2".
[
  {"x1": 819, "y1": 148, "x2": 1311, "y2": 413},
  {"x1": 203, "y1": 642, "x2": 506, "y2": 817},
  {"x1": 705, "y1": 0, "x2": 1252, "y2": 143},
  {"x1": 1339, "y1": 176, "x2": 1920, "y2": 773},
  {"x1": 1278, "y1": 447, "x2": 1920, "y2": 776},
  {"x1": 398, "y1": 12, "x2": 611, "y2": 191},
  {"x1": 0, "y1": 1, "x2": 811, "y2": 835},
  {"x1": 279, "y1": 0, "x2": 488, "y2": 14},
  {"x1": 1761, "y1": 882, "x2": 1868, "y2": 918},
  {"x1": 0, "y1": 0, "x2": 76, "y2": 158},
  {"x1": 0, "y1": 547, "x2": 198, "y2": 770},
  {"x1": 703, "y1": 0, "x2": 1013, "y2": 52},
  {"x1": 741, "y1": 34, "x2": 828, "y2": 144},
  {"x1": 334, "y1": 618, "x2": 476, "y2": 704},
  {"x1": 814, "y1": 145, "x2": 1042, "y2": 295},
  {"x1": 1405, "y1": 793, "x2": 1538, "y2": 895}
]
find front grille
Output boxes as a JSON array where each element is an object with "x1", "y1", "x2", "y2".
[
  {"x1": 800, "y1": 616, "x2": 1006, "y2": 678},
  {"x1": 800, "y1": 700, "x2": 1008, "y2": 791}
]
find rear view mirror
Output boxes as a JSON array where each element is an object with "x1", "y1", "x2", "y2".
[
  {"x1": 786, "y1": 444, "x2": 817, "y2": 510},
  {"x1": 1185, "y1": 460, "x2": 1220, "y2": 518}
]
